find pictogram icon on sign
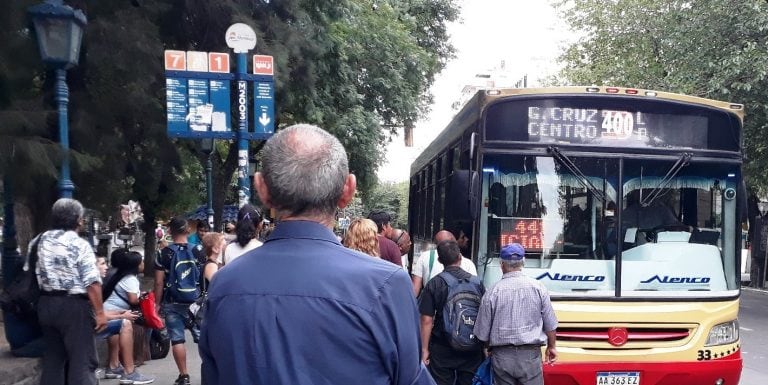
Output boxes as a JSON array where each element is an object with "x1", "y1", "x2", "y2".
[{"x1": 252, "y1": 55, "x2": 274, "y2": 76}]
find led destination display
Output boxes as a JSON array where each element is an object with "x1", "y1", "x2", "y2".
[{"x1": 484, "y1": 97, "x2": 741, "y2": 151}]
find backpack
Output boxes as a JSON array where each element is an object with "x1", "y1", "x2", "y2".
[
  {"x1": 0, "y1": 237, "x2": 41, "y2": 319},
  {"x1": 164, "y1": 244, "x2": 201, "y2": 303},
  {"x1": 439, "y1": 271, "x2": 484, "y2": 351}
]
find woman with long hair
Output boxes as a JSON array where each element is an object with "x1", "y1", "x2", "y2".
[
  {"x1": 223, "y1": 204, "x2": 264, "y2": 264},
  {"x1": 101, "y1": 250, "x2": 154, "y2": 383},
  {"x1": 343, "y1": 218, "x2": 380, "y2": 257},
  {"x1": 201, "y1": 232, "x2": 226, "y2": 287}
]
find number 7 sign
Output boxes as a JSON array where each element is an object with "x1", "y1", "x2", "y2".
[{"x1": 164, "y1": 50, "x2": 186, "y2": 71}]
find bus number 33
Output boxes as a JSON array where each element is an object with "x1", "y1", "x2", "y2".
[{"x1": 697, "y1": 349, "x2": 713, "y2": 361}]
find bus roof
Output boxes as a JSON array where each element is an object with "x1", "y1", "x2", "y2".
[{"x1": 410, "y1": 86, "x2": 744, "y2": 176}]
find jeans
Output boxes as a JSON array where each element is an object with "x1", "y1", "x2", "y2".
[{"x1": 163, "y1": 302, "x2": 199, "y2": 344}]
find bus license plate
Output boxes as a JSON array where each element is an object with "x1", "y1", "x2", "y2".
[{"x1": 596, "y1": 372, "x2": 640, "y2": 385}]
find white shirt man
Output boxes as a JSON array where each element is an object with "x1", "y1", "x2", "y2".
[{"x1": 411, "y1": 230, "x2": 477, "y2": 297}]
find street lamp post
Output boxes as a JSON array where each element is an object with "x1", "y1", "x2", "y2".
[
  {"x1": 201, "y1": 139, "x2": 215, "y2": 229},
  {"x1": 28, "y1": 0, "x2": 87, "y2": 198}
]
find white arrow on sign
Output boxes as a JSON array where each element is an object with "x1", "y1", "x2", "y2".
[{"x1": 259, "y1": 112, "x2": 271, "y2": 127}]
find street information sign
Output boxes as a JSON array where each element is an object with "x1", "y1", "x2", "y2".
[
  {"x1": 252, "y1": 55, "x2": 275, "y2": 134},
  {"x1": 165, "y1": 50, "x2": 232, "y2": 138}
]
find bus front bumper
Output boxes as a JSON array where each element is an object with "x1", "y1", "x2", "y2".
[{"x1": 543, "y1": 351, "x2": 741, "y2": 385}]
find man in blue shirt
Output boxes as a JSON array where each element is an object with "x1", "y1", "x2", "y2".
[{"x1": 199, "y1": 124, "x2": 434, "y2": 385}]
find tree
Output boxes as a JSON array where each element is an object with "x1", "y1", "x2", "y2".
[
  {"x1": 554, "y1": 0, "x2": 768, "y2": 198},
  {"x1": 1, "y1": 0, "x2": 459, "y2": 259},
  {"x1": 363, "y1": 180, "x2": 409, "y2": 228}
]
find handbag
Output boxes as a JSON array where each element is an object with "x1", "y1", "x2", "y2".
[
  {"x1": 138, "y1": 292, "x2": 164, "y2": 330},
  {"x1": 113, "y1": 287, "x2": 164, "y2": 330},
  {"x1": 472, "y1": 356, "x2": 494, "y2": 385}
]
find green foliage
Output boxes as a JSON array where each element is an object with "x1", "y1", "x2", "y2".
[
  {"x1": 555, "y1": 0, "x2": 768, "y2": 193},
  {"x1": 0, "y1": 0, "x2": 458, "y2": 237},
  {"x1": 363, "y1": 180, "x2": 409, "y2": 228}
]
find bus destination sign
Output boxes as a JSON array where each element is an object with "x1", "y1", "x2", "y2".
[
  {"x1": 484, "y1": 99, "x2": 731, "y2": 150},
  {"x1": 528, "y1": 107, "x2": 650, "y2": 142}
]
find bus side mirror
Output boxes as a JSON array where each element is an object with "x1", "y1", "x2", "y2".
[{"x1": 448, "y1": 170, "x2": 480, "y2": 222}]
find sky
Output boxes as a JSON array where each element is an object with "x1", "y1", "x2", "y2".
[{"x1": 376, "y1": 1, "x2": 569, "y2": 182}]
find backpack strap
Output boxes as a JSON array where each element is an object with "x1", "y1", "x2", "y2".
[
  {"x1": 27, "y1": 235, "x2": 42, "y2": 272},
  {"x1": 439, "y1": 270, "x2": 460, "y2": 287},
  {"x1": 427, "y1": 249, "x2": 436, "y2": 279}
]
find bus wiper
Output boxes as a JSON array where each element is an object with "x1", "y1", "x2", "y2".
[
  {"x1": 547, "y1": 146, "x2": 607, "y2": 203},
  {"x1": 640, "y1": 152, "x2": 692, "y2": 207}
]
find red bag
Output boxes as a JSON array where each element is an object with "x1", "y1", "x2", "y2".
[{"x1": 138, "y1": 292, "x2": 164, "y2": 330}]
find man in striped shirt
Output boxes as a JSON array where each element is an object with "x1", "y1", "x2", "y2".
[{"x1": 473, "y1": 243, "x2": 558, "y2": 385}]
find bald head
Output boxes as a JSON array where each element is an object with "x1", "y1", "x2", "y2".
[
  {"x1": 259, "y1": 124, "x2": 349, "y2": 217},
  {"x1": 433, "y1": 230, "x2": 455, "y2": 244},
  {"x1": 388, "y1": 229, "x2": 412, "y2": 255}
]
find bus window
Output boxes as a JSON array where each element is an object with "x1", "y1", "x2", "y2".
[
  {"x1": 620, "y1": 159, "x2": 740, "y2": 294},
  {"x1": 479, "y1": 154, "x2": 619, "y2": 295}
]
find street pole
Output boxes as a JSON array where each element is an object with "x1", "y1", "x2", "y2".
[
  {"x1": 2, "y1": 176, "x2": 20, "y2": 284},
  {"x1": 236, "y1": 52, "x2": 250, "y2": 207},
  {"x1": 56, "y1": 69, "x2": 75, "y2": 198},
  {"x1": 206, "y1": 149, "x2": 214, "y2": 230}
]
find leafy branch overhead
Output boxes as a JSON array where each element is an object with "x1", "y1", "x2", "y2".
[
  {"x1": 555, "y1": 0, "x2": 768, "y2": 194},
  {"x1": 0, "y1": 0, "x2": 459, "y2": 236}
]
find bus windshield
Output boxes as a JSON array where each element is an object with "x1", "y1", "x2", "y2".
[{"x1": 479, "y1": 153, "x2": 740, "y2": 298}]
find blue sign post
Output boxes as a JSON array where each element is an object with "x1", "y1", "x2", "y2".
[
  {"x1": 235, "y1": 52, "x2": 251, "y2": 206},
  {"x1": 164, "y1": 23, "x2": 275, "y2": 212}
]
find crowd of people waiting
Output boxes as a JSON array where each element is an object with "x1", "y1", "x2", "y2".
[{"x1": 14, "y1": 123, "x2": 558, "y2": 385}]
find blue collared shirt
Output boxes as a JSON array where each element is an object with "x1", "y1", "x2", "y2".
[{"x1": 199, "y1": 220, "x2": 434, "y2": 385}]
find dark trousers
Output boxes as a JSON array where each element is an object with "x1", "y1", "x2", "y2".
[
  {"x1": 428, "y1": 341, "x2": 484, "y2": 385},
  {"x1": 38, "y1": 295, "x2": 98, "y2": 385},
  {"x1": 491, "y1": 346, "x2": 543, "y2": 385}
]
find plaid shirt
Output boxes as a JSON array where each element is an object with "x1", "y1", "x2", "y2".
[
  {"x1": 474, "y1": 271, "x2": 558, "y2": 346},
  {"x1": 30, "y1": 230, "x2": 101, "y2": 295}
]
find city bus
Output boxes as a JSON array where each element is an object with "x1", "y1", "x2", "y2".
[{"x1": 408, "y1": 87, "x2": 744, "y2": 385}]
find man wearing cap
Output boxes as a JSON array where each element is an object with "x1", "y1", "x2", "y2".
[{"x1": 473, "y1": 243, "x2": 558, "y2": 385}]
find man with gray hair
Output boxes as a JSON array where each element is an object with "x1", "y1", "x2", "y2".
[
  {"x1": 34, "y1": 198, "x2": 107, "y2": 385},
  {"x1": 200, "y1": 124, "x2": 434, "y2": 385},
  {"x1": 473, "y1": 243, "x2": 558, "y2": 385}
]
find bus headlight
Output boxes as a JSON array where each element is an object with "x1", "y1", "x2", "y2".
[{"x1": 705, "y1": 320, "x2": 739, "y2": 346}]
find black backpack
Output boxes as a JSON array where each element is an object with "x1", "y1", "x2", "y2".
[
  {"x1": 440, "y1": 271, "x2": 484, "y2": 351},
  {"x1": 0, "y1": 237, "x2": 41, "y2": 319}
]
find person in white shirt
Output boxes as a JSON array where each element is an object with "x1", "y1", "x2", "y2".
[
  {"x1": 223, "y1": 204, "x2": 263, "y2": 265},
  {"x1": 412, "y1": 229, "x2": 477, "y2": 297}
]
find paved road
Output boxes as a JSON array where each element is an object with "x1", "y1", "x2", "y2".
[
  {"x1": 105, "y1": 291, "x2": 768, "y2": 385},
  {"x1": 104, "y1": 330, "x2": 202, "y2": 385},
  {"x1": 739, "y1": 288, "x2": 768, "y2": 385}
]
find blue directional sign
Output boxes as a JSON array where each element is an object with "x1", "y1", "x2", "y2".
[
  {"x1": 253, "y1": 81, "x2": 275, "y2": 134},
  {"x1": 166, "y1": 77, "x2": 188, "y2": 135},
  {"x1": 165, "y1": 51, "x2": 235, "y2": 139}
]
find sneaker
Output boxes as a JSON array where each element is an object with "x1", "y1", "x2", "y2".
[
  {"x1": 119, "y1": 370, "x2": 155, "y2": 385},
  {"x1": 104, "y1": 364, "x2": 125, "y2": 379},
  {"x1": 173, "y1": 374, "x2": 190, "y2": 385}
]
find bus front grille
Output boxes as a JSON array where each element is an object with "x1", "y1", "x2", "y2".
[{"x1": 557, "y1": 326, "x2": 692, "y2": 347}]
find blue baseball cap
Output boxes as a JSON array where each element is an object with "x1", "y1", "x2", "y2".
[{"x1": 500, "y1": 243, "x2": 525, "y2": 261}]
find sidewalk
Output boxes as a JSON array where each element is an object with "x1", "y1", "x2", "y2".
[{"x1": 0, "y1": 319, "x2": 41, "y2": 385}]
